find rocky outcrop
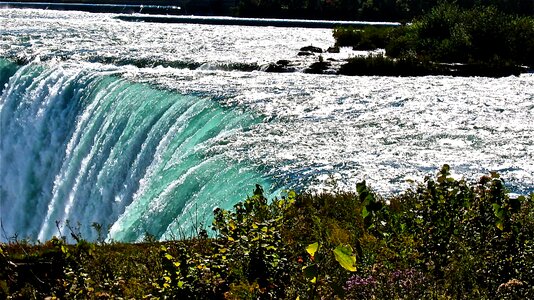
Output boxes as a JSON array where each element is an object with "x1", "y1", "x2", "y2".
[
  {"x1": 327, "y1": 46, "x2": 340, "y2": 53},
  {"x1": 300, "y1": 46, "x2": 323, "y2": 53},
  {"x1": 298, "y1": 51, "x2": 315, "y2": 56},
  {"x1": 263, "y1": 60, "x2": 296, "y2": 72}
]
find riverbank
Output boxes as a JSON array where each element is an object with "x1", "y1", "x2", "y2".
[
  {"x1": 115, "y1": 15, "x2": 400, "y2": 29},
  {"x1": 0, "y1": 1, "x2": 182, "y2": 14},
  {"x1": 2, "y1": 166, "x2": 533, "y2": 299}
]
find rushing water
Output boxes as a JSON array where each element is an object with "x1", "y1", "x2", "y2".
[{"x1": 1, "y1": 9, "x2": 533, "y2": 242}]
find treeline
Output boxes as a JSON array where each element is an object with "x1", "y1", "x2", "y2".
[
  {"x1": 234, "y1": 0, "x2": 534, "y2": 21},
  {"x1": 10, "y1": 0, "x2": 534, "y2": 20}
]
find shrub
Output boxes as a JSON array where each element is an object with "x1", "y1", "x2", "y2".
[
  {"x1": 333, "y1": 26, "x2": 394, "y2": 49},
  {"x1": 386, "y1": 4, "x2": 534, "y2": 67},
  {"x1": 2, "y1": 166, "x2": 532, "y2": 299},
  {"x1": 338, "y1": 53, "x2": 442, "y2": 76}
]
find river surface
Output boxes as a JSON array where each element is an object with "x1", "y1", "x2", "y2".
[{"x1": 1, "y1": 9, "x2": 533, "y2": 241}]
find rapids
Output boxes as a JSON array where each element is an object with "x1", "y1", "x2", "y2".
[{"x1": 1, "y1": 9, "x2": 533, "y2": 241}]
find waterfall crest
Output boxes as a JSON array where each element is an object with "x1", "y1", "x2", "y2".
[{"x1": 0, "y1": 59, "x2": 273, "y2": 242}]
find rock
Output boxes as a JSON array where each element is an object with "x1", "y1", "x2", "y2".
[
  {"x1": 305, "y1": 61, "x2": 330, "y2": 74},
  {"x1": 276, "y1": 59, "x2": 291, "y2": 66},
  {"x1": 300, "y1": 45, "x2": 323, "y2": 53},
  {"x1": 327, "y1": 46, "x2": 340, "y2": 53},
  {"x1": 298, "y1": 51, "x2": 314, "y2": 56},
  {"x1": 264, "y1": 62, "x2": 295, "y2": 73}
]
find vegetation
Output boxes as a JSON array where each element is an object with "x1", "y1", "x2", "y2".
[
  {"x1": 386, "y1": 4, "x2": 534, "y2": 67},
  {"x1": 334, "y1": 26, "x2": 392, "y2": 50},
  {"x1": 232, "y1": 0, "x2": 533, "y2": 21},
  {"x1": 334, "y1": 4, "x2": 533, "y2": 76},
  {"x1": 338, "y1": 54, "x2": 443, "y2": 76},
  {"x1": 2, "y1": 165, "x2": 533, "y2": 299}
]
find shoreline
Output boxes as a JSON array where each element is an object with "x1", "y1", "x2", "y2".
[
  {"x1": 0, "y1": 1, "x2": 182, "y2": 14},
  {"x1": 115, "y1": 15, "x2": 400, "y2": 29}
]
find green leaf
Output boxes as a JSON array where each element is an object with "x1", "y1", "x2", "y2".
[
  {"x1": 362, "y1": 206, "x2": 369, "y2": 219},
  {"x1": 365, "y1": 193, "x2": 375, "y2": 203},
  {"x1": 306, "y1": 242, "x2": 319, "y2": 258},
  {"x1": 492, "y1": 203, "x2": 504, "y2": 219},
  {"x1": 496, "y1": 221, "x2": 504, "y2": 231},
  {"x1": 333, "y1": 245, "x2": 357, "y2": 272},
  {"x1": 288, "y1": 190, "x2": 297, "y2": 202}
]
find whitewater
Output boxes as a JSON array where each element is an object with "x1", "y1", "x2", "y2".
[{"x1": 1, "y1": 9, "x2": 533, "y2": 242}]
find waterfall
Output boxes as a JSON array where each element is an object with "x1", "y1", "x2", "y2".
[{"x1": 0, "y1": 59, "x2": 275, "y2": 242}]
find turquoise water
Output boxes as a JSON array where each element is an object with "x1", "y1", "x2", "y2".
[{"x1": 0, "y1": 59, "x2": 275, "y2": 241}]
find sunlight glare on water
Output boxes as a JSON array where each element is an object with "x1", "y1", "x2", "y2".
[{"x1": 0, "y1": 9, "x2": 532, "y2": 241}]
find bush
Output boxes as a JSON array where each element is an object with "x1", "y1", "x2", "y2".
[
  {"x1": 386, "y1": 4, "x2": 534, "y2": 67},
  {"x1": 2, "y1": 166, "x2": 533, "y2": 299},
  {"x1": 333, "y1": 26, "x2": 394, "y2": 50},
  {"x1": 338, "y1": 53, "x2": 443, "y2": 76}
]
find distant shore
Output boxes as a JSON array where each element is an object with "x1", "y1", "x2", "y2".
[
  {"x1": 115, "y1": 15, "x2": 400, "y2": 29},
  {"x1": 0, "y1": 2, "x2": 400, "y2": 28},
  {"x1": 0, "y1": 1, "x2": 182, "y2": 14}
]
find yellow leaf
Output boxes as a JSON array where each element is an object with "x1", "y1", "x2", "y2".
[
  {"x1": 306, "y1": 242, "x2": 319, "y2": 258},
  {"x1": 333, "y1": 244, "x2": 357, "y2": 272}
]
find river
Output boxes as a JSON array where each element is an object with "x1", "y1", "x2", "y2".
[{"x1": 1, "y1": 9, "x2": 533, "y2": 242}]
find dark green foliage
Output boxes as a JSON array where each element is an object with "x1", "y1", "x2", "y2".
[
  {"x1": 338, "y1": 54, "x2": 444, "y2": 76},
  {"x1": 232, "y1": 0, "x2": 533, "y2": 21},
  {"x1": 334, "y1": 4, "x2": 533, "y2": 76},
  {"x1": 333, "y1": 26, "x2": 393, "y2": 49},
  {"x1": 386, "y1": 4, "x2": 534, "y2": 68},
  {"x1": 210, "y1": 184, "x2": 296, "y2": 298},
  {"x1": 2, "y1": 167, "x2": 533, "y2": 299}
]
